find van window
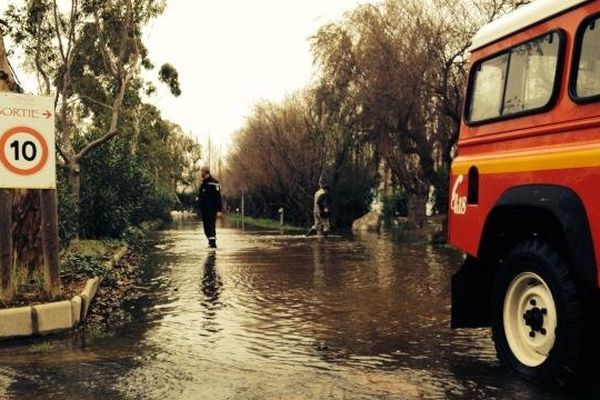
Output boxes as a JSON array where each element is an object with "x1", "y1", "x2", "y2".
[
  {"x1": 467, "y1": 32, "x2": 562, "y2": 124},
  {"x1": 469, "y1": 55, "x2": 509, "y2": 121},
  {"x1": 574, "y1": 17, "x2": 600, "y2": 99}
]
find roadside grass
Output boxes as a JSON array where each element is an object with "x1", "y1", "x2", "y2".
[
  {"x1": 60, "y1": 239, "x2": 126, "y2": 284},
  {"x1": 225, "y1": 214, "x2": 305, "y2": 232},
  {"x1": 29, "y1": 341, "x2": 55, "y2": 354},
  {"x1": 66, "y1": 239, "x2": 124, "y2": 258},
  {"x1": 86, "y1": 325, "x2": 114, "y2": 340}
]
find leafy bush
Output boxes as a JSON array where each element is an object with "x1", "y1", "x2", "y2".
[
  {"x1": 60, "y1": 240, "x2": 124, "y2": 283},
  {"x1": 176, "y1": 191, "x2": 197, "y2": 211},
  {"x1": 57, "y1": 173, "x2": 79, "y2": 245},
  {"x1": 56, "y1": 103, "x2": 200, "y2": 244},
  {"x1": 432, "y1": 170, "x2": 449, "y2": 215},
  {"x1": 382, "y1": 192, "x2": 408, "y2": 221},
  {"x1": 60, "y1": 251, "x2": 111, "y2": 283},
  {"x1": 331, "y1": 163, "x2": 378, "y2": 228},
  {"x1": 78, "y1": 142, "x2": 174, "y2": 239}
]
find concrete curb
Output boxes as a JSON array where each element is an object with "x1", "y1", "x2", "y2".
[
  {"x1": 80, "y1": 277, "x2": 100, "y2": 321},
  {"x1": 0, "y1": 306, "x2": 33, "y2": 338},
  {"x1": 0, "y1": 245, "x2": 128, "y2": 340},
  {"x1": 34, "y1": 301, "x2": 73, "y2": 335}
]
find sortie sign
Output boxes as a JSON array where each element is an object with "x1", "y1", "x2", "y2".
[{"x1": 0, "y1": 93, "x2": 55, "y2": 189}]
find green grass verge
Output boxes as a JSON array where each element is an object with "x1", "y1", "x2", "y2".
[
  {"x1": 60, "y1": 239, "x2": 126, "y2": 284},
  {"x1": 29, "y1": 341, "x2": 55, "y2": 354},
  {"x1": 66, "y1": 239, "x2": 124, "y2": 257},
  {"x1": 225, "y1": 214, "x2": 305, "y2": 232}
]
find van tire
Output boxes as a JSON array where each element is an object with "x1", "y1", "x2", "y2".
[{"x1": 491, "y1": 241, "x2": 584, "y2": 387}]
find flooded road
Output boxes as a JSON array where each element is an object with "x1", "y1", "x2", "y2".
[{"x1": 0, "y1": 219, "x2": 596, "y2": 399}]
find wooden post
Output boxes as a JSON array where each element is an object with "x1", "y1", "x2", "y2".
[
  {"x1": 0, "y1": 189, "x2": 13, "y2": 301},
  {"x1": 40, "y1": 190, "x2": 61, "y2": 298}
]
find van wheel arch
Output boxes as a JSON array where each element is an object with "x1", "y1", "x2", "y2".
[
  {"x1": 451, "y1": 185, "x2": 596, "y2": 330},
  {"x1": 479, "y1": 185, "x2": 597, "y2": 290}
]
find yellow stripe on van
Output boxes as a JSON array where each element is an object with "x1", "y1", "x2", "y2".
[{"x1": 452, "y1": 146, "x2": 600, "y2": 175}]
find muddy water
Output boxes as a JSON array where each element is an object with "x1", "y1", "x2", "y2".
[{"x1": 0, "y1": 220, "x2": 596, "y2": 399}]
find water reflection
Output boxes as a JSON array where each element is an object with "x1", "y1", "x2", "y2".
[
  {"x1": 201, "y1": 251, "x2": 222, "y2": 307},
  {"x1": 200, "y1": 251, "x2": 223, "y2": 336},
  {"x1": 0, "y1": 220, "x2": 596, "y2": 399}
]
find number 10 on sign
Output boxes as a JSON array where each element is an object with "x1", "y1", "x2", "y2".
[{"x1": 11, "y1": 140, "x2": 38, "y2": 162}]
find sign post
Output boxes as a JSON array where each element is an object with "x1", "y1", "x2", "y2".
[
  {"x1": 0, "y1": 92, "x2": 59, "y2": 299},
  {"x1": 40, "y1": 189, "x2": 60, "y2": 298}
]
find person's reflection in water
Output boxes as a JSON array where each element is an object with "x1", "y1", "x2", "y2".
[{"x1": 200, "y1": 251, "x2": 223, "y2": 335}]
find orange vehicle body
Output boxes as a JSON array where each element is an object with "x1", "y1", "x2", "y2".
[{"x1": 449, "y1": 1, "x2": 600, "y2": 288}]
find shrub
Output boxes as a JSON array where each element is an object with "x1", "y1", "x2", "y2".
[{"x1": 382, "y1": 192, "x2": 408, "y2": 221}]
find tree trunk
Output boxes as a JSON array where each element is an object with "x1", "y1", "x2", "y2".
[
  {"x1": 1, "y1": 31, "x2": 46, "y2": 300},
  {"x1": 1, "y1": 29, "x2": 60, "y2": 300},
  {"x1": 407, "y1": 188, "x2": 428, "y2": 229},
  {"x1": 0, "y1": 190, "x2": 13, "y2": 302},
  {"x1": 12, "y1": 190, "x2": 43, "y2": 277},
  {"x1": 66, "y1": 161, "x2": 81, "y2": 238},
  {"x1": 0, "y1": 24, "x2": 14, "y2": 303},
  {"x1": 433, "y1": 214, "x2": 449, "y2": 244},
  {"x1": 130, "y1": 103, "x2": 141, "y2": 156}
]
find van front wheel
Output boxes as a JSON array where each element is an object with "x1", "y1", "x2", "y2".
[{"x1": 491, "y1": 241, "x2": 584, "y2": 387}]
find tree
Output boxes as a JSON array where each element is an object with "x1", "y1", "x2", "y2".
[
  {"x1": 311, "y1": 0, "x2": 533, "y2": 228},
  {"x1": 5, "y1": 0, "x2": 168, "y2": 237},
  {"x1": 224, "y1": 91, "x2": 377, "y2": 227},
  {"x1": 0, "y1": 26, "x2": 19, "y2": 302},
  {"x1": 77, "y1": 112, "x2": 201, "y2": 238},
  {"x1": 0, "y1": 25, "x2": 60, "y2": 302}
]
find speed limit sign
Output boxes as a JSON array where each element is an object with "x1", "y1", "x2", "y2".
[{"x1": 0, "y1": 93, "x2": 55, "y2": 189}]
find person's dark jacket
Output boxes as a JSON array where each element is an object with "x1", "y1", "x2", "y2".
[{"x1": 198, "y1": 176, "x2": 223, "y2": 213}]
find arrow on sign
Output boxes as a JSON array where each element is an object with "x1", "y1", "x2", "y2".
[{"x1": 43, "y1": 110, "x2": 52, "y2": 119}]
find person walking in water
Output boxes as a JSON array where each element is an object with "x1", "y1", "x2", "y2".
[
  {"x1": 198, "y1": 166, "x2": 223, "y2": 249},
  {"x1": 306, "y1": 182, "x2": 332, "y2": 237}
]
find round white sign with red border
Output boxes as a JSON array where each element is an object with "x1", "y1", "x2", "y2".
[{"x1": 0, "y1": 126, "x2": 49, "y2": 176}]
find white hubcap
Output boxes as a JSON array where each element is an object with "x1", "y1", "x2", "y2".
[{"x1": 503, "y1": 272, "x2": 557, "y2": 367}]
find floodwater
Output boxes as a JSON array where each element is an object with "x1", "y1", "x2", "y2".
[{"x1": 0, "y1": 219, "x2": 597, "y2": 399}]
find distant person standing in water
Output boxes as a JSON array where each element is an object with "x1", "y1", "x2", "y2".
[
  {"x1": 306, "y1": 182, "x2": 332, "y2": 237},
  {"x1": 198, "y1": 166, "x2": 223, "y2": 249}
]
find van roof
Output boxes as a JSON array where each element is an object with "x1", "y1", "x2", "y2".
[{"x1": 470, "y1": 0, "x2": 591, "y2": 52}]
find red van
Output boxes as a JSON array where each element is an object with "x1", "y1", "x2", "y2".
[{"x1": 449, "y1": 0, "x2": 600, "y2": 386}]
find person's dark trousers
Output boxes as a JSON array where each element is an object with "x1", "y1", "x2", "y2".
[{"x1": 201, "y1": 209, "x2": 218, "y2": 248}]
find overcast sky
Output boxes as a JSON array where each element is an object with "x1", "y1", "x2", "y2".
[
  {"x1": 145, "y1": 0, "x2": 374, "y2": 150},
  {"x1": 1, "y1": 1, "x2": 372, "y2": 152}
]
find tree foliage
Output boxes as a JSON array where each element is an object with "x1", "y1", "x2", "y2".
[
  {"x1": 224, "y1": 92, "x2": 378, "y2": 227},
  {"x1": 4, "y1": 0, "x2": 186, "y2": 239},
  {"x1": 4, "y1": 1, "x2": 199, "y2": 243},
  {"x1": 158, "y1": 63, "x2": 182, "y2": 97},
  {"x1": 311, "y1": 0, "x2": 530, "y2": 227},
  {"x1": 226, "y1": 0, "x2": 531, "y2": 229}
]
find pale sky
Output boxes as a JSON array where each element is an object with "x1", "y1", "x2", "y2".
[
  {"x1": 144, "y1": 0, "x2": 371, "y2": 150},
  {"x1": 1, "y1": 0, "x2": 371, "y2": 151}
]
